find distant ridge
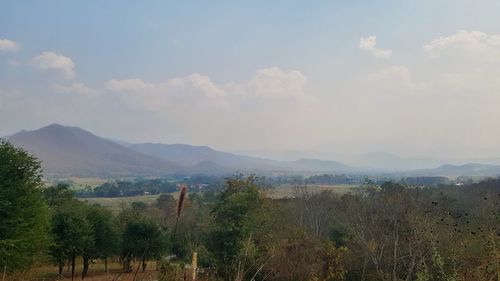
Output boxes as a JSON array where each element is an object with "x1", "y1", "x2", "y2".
[
  {"x1": 129, "y1": 142, "x2": 286, "y2": 171},
  {"x1": 10, "y1": 124, "x2": 500, "y2": 178},
  {"x1": 5, "y1": 124, "x2": 181, "y2": 177},
  {"x1": 410, "y1": 163, "x2": 500, "y2": 177},
  {"x1": 3, "y1": 124, "x2": 357, "y2": 177},
  {"x1": 129, "y1": 144, "x2": 355, "y2": 173},
  {"x1": 287, "y1": 158, "x2": 351, "y2": 171}
]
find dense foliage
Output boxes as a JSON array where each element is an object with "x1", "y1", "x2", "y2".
[
  {"x1": 0, "y1": 140, "x2": 49, "y2": 271},
  {"x1": 78, "y1": 178, "x2": 178, "y2": 197},
  {"x1": 76, "y1": 175, "x2": 226, "y2": 197}
]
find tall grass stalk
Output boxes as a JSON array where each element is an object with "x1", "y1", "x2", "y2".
[{"x1": 172, "y1": 184, "x2": 187, "y2": 239}]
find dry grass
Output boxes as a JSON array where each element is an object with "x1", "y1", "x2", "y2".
[{"x1": 6, "y1": 261, "x2": 159, "y2": 281}]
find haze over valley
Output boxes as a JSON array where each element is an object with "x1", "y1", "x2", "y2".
[{"x1": 5, "y1": 123, "x2": 500, "y2": 179}]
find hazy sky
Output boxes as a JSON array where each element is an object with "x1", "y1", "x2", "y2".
[{"x1": 2, "y1": 0, "x2": 500, "y2": 159}]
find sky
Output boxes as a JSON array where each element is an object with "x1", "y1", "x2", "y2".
[{"x1": 2, "y1": 0, "x2": 500, "y2": 162}]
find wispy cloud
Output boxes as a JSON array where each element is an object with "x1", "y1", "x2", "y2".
[
  {"x1": 33, "y1": 52, "x2": 76, "y2": 79},
  {"x1": 359, "y1": 36, "x2": 392, "y2": 59},
  {"x1": 53, "y1": 83, "x2": 101, "y2": 95},
  {"x1": 0, "y1": 38, "x2": 20, "y2": 53},
  {"x1": 105, "y1": 67, "x2": 312, "y2": 110},
  {"x1": 423, "y1": 30, "x2": 500, "y2": 60}
]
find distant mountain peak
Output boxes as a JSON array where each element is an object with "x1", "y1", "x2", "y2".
[
  {"x1": 39, "y1": 123, "x2": 78, "y2": 131},
  {"x1": 5, "y1": 124, "x2": 356, "y2": 177},
  {"x1": 6, "y1": 124, "x2": 181, "y2": 177}
]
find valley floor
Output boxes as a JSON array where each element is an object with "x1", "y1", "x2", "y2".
[{"x1": 78, "y1": 184, "x2": 359, "y2": 212}]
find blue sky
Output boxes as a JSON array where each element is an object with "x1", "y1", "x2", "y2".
[{"x1": 2, "y1": 1, "x2": 500, "y2": 161}]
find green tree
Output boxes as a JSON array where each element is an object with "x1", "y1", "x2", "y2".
[
  {"x1": 207, "y1": 177, "x2": 272, "y2": 280},
  {"x1": 85, "y1": 205, "x2": 120, "y2": 274},
  {"x1": 44, "y1": 183, "x2": 74, "y2": 207},
  {"x1": 45, "y1": 185, "x2": 119, "y2": 279},
  {"x1": 49, "y1": 201, "x2": 93, "y2": 278},
  {"x1": 0, "y1": 140, "x2": 49, "y2": 271},
  {"x1": 122, "y1": 217, "x2": 166, "y2": 272}
]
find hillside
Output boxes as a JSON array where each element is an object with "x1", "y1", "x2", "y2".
[
  {"x1": 129, "y1": 143, "x2": 286, "y2": 171},
  {"x1": 3, "y1": 124, "x2": 357, "y2": 177},
  {"x1": 5, "y1": 124, "x2": 181, "y2": 177},
  {"x1": 129, "y1": 143, "x2": 356, "y2": 173}
]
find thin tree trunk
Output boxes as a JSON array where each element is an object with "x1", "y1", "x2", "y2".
[
  {"x1": 393, "y1": 221, "x2": 399, "y2": 281},
  {"x1": 133, "y1": 248, "x2": 148, "y2": 281},
  {"x1": 104, "y1": 258, "x2": 108, "y2": 273},
  {"x1": 71, "y1": 250, "x2": 76, "y2": 281},
  {"x1": 82, "y1": 256, "x2": 89, "y2": 280},
  {"x1": 142, "y1": 255, "x2": 147, "y2": 272},
  {"x1": 3, "y1": 262, "x2": 6, "y2": 281},
  {"x1": 58, "y1": 262, "x2": 64, "y2": 275},
  {"x1": 123, "y1": 256, "x2": 131, "y2": 272}
]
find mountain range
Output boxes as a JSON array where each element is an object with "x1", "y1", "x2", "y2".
[
  {"x1": 4, "y1": 124, "x2": 500, "y2": 178},
  {"x1": 4, "y1": 124, "x2": 352, "y2": 177}
]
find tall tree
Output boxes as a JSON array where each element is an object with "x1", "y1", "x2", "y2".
[
  {"x1": 122, "y1": 218, "x2": 165, "y2": 272},
  {"x1": 49, "y1": 201, "x2": 93, "y2": 279},
  {"x1": 0, "y1": 140, "x2": 49, "y2": 271},
  {"x1": 207, "y1": 177, "x2": 273, "y2": 280},
  {"x1": 85, "y1": 205, "x2": 120, "y2": 274}
]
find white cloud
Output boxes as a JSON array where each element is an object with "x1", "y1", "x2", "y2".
[
  {"x1": 359, "y1": 36, "x2": 392, "y2": 59},
  {"x1": 53, "y1": 83, "x2": 101, "y2": 95},
  {"x1": 168, "y1": 73, "x2": 227, "y2": 101},
  {"x1": 105, "y1": 74, "x2": 228, "y2": 110},
  {"x1": 105, "y1": 67, "x2": 311, "y2": 110},
  {"x1": 423, "y1": 30, "x2": 500, "y2": 60},
  {"x1": 33, "y1": 52, "x2": 75, "y2": 79},
  {"x1": 0, "y1": 38, "x2": 20, "y2": 52},
  {"x1": 106, "y1": 76, "x2": 222, "y2": 112},
  {"x1": 245, "y1": 67, "x2": 309, "y2": 99}
]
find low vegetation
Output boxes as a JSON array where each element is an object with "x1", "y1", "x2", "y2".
[{"x1": 1, "y1": 141, "x2": 500, "y2": 281}]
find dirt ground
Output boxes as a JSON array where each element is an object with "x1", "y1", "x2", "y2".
[
  {"x1": 7, "y1": 261, "x2": 161, "y2": 281},
  {"x1": 59, "y1": 269, "x2": 159, "y2": 281}
]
